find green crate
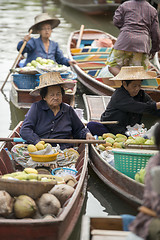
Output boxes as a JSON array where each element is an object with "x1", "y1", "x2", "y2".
[{"x1": 112, "y1": 149, "x2": 158, "y2": 179}]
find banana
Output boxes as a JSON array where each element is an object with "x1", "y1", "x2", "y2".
[{"x1": 23, "y1": 168, "x2": 38, "y2": 174}]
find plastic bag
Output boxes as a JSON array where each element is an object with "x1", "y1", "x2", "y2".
[{"x1": 125, "y1": 124, "x2": 147, "y2": 138}]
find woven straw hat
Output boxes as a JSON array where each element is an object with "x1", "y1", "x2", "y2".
[
  {"x1": 109, "y1": 66, "x2": 157, "y2": 81},
  {"x1": 30, "y1": 72, "x2": 75, "y2": 96},
  {"x1": 29, "y1": 13, "x2": 60, "y2": 34}
]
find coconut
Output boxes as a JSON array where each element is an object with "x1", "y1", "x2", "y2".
[
  {"x1": 37, "y1": 193, "x2": 61, "y2": 216},
  {"x1": 14, "y1": 195, "x2": 37, "y2": 218},
  {"x1": 0, "y1": 191, "x2": 13, "y2": 217},
  {"x1": 49, "y1": 184, "x2": 75, "y2": 206}
]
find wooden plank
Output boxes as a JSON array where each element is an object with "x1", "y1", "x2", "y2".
[
  {"x1": 73, "y1": 54, "x2": 109, "y2": 62},
  {"x1": 71, "y1": 47, "x2": 112, "y2": 55},
  {"x1": 91, "y1": 230, "x2": 129, "y2": 240}
]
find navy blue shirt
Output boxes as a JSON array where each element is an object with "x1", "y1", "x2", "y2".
[
  {"x1": 17, "y1": 37, "x2": 70, "y2": 66},
  {"x1": 20, "y1": 100, "x2": 90, "y2": 149}
]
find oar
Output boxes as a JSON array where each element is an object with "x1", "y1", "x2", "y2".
[
  {"x1": 0, "y1": 138, "x2": 106, "y2": 144},
  {"x1": 0, "y1": 29, "x2": 32, "y2": 91},
  {"x1": 76, "y1": 24, "x2": 84, "y2": 48},
  {"x1": 84, "y1": 121, "x2": 119, "y2": 125}
]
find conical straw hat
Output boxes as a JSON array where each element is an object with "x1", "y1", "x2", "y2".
[
  {"x1": 30, "y1": 72, "x2": 75, "y2": 96},
  {"x1": 109, "y1": 66, "x2": 157, "y2": 81},
  {"x1": 29, "y1": 13, "x2": 60, "y2": 34}
]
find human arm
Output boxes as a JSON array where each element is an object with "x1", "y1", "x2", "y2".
[
  {"x1": 113, "y1": 5, "x2": 124, "y2": 29},
  {"x1": 17, "y1": 37, "x2": 35, "y2": 55},
  {"x1": 20, "y1": 103, "x2": 41, "y2": 144},
  {"x1": 54, "y1": 43, "x2": 71, "y2": 66},
  {"x1": 149, "y1": 12, "x2": 160, "y2": 57}
]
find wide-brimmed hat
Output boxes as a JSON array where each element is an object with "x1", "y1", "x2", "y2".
[
  {"x1": 29, "y1": 13, "x2": 60, "y2": 34},
  {"x1": 30, "y1": 72, "x2": 75, "y2": 96},
  {"x1": 109, "y1": 66, "x2": 157, "y2": 81}
]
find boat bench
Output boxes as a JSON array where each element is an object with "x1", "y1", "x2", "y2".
[
  {"x1": 71, "y1": 47, "x2": 112, "y2": 55},
  {"x1": 91, "y1": 229, "x2": 129, "y2": 240}
]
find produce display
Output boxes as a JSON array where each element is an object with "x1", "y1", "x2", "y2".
[
  {"x1": 134, "y1": 168, "x2": 146, "y2": 184},
  {"x1": 97, "y1": 133, "x2": 155, "y2": 152},
  {"x1": 14, "y1": 57, "x2": 69, "y2": 74}
]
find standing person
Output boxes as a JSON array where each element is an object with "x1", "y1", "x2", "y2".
[
  {"x1": 17, "y1": 13, "x2": 76, "y2": 67},
  {"x1": 87, "y1": 66, "x2": 160, "y2": 136},
  {"x1": 20, "y1": 71, "x2": 94, "y2": 150},
  {"x1": 126, "y1": 122, "x2": 160, "y2": 240},
  {"x1": 106, "y1": 0, "x2": 160, "y2": 76}
]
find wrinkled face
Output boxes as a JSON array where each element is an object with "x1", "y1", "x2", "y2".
[
  {"x1": 44, "y1": 85, "x2": 62, "y2": 108},
  {"x1": 39, "y1": 23, "x2": 52, "y2": 38},
  {"x1": 123, "y1": 80, "x2": 142, "y2": 97}
]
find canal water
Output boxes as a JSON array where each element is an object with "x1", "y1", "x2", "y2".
[{"x1": 0, "y1": 0, "x2": 156, "y2": 239}]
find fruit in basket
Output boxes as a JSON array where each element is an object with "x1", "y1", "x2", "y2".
[
  {"x1": 35, "y1": 142, "x2": 45, "y2": 150},
  {"x1": 27, "y1": 144, "x2": 37, "y2": 153},
  {"x1": 134, "y1": 168, "x2": 146, "y2": 184},
  {"x1": 135, "y1": 136, "x2": 146, "y2": 145},
  {"x1": 49, "y1": 184, "x2": 75, "y2": 206},
  {"x1": 115, "y1": 137, "x2": 126, "y2": 143},
  {"x1": 23, "y1": 168, "x2": 38, "y2": 174},
  {"x1": 0, "y1": 191, "x2": 13, "y2": 217},
  {"x1": 14, "y1": 195, "x2": 37, "y2": 218},
  {"x1": 103, "y1": 133, "x2": 116, "y2": 139},
  {"x1": 105, "y1": 137, "x2": 115, "y2": 145},
  {"x1": 37, "y1": 193, "x2": 61, "y2": 216},
  {"x1": 113, "y1": 142, "x2": 123, "y2": 148},
  {"x1": 116, "y1": 134, "x2": 127, "y2": 140},
  {"x1": 144, "y1": 139, "x2": 154, "y2": 145}
]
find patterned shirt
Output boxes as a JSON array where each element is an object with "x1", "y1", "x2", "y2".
[
  {"x1": 113, "y1": 0, "x2": 160, "y2": 55},
  {"x1": 129, "y1": 152, "x2": 160, "y2": 239},
  {"x1": 17, "y1": 37, "x2": 70, "y2": 66},
  {"x1": 20, "y1": 100, "x2": 90, "y2": 150}
]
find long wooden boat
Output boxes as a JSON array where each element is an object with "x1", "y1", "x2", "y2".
[
  {"x1": 59, "y1": 0, "x2": 121, "y2": 15},
  {"x1": 83, "y1": 94, "x2": 144, "y2": 207},
  {"x1": 80, "y1": 215, "x2": 130, "y2": 240},
  {"x1": 0, "y1": 121, "x2": 88, "y2": 240},
  {"x1": 10, "y1": 73, "x2": 77, "y2": 111},
  {"x1": 67, "y1": 28, "x2": 160, "y2": 102}
]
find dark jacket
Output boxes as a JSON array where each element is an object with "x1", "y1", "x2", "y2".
[
  {"x1": 20, "y1": 100, "x2": 90, "y2": 149},
  {"x1": 101, "y1": 86, "x2": 158, "y2": 134}
]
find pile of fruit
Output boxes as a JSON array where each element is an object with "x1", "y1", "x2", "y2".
[
  {"x1": 27, "y1": 140, "x2": 52, "y2": 153},
  {"x1": 15, "y1": 57, "x2": 67, "y2": 73},
  {"x1": 97, "y1": 133, "x2": 155, "y2": 151},
  {"x1": 134, "y1": 168, "x2": 146, "y2": 184}
]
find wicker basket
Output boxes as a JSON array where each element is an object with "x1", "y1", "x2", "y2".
[
  {"x1": 0, "y1": 178, "x2": 56, "y2": 199},
  {"x1": 112, "y1": 149, "x2": 158, "y2": 179}
]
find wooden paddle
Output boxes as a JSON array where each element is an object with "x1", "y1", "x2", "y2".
[
  {"x1": 76, "y1": 24, "x2": 84, "y2": 48},
  {"x1": 0, "y1": 29, "x2": 32, "y2": 91},
  {"x1": 84, "y1": 121, "x2": 119, "y2": 125},
  {"x1": 0, "y1": 138, "x2": 106, "y2": 144}
]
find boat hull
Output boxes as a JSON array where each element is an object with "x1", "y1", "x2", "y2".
[{"x1": 0, "y1": 122, "x2": 88, "y2": 240}]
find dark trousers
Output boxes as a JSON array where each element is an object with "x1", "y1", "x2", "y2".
[{"x1": 87, "y1": 121, "x2": 109, "y2": 136}]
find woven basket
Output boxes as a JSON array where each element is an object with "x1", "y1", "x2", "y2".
[
  {"x1": 0, "y1": 178, "x2": 56, "y2": 199},
  {"x1": 112, "y1": 149, "x2": 158, "y2": 179}
]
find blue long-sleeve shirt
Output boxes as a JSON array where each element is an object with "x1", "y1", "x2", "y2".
[
  {"x1": 20, "y1": 100, "x2": 90, "y2": 149},
  {"x1": 17, "y1": 37, "x2": 70, "y2": 66}
]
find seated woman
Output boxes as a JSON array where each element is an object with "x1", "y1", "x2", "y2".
[
  {"x1": 87, "y1": 66, "x2": 160, "y2": 136},
  {"x1": 17, "y1": 13, "x2": 76, "y2": 67},
  {"x1": 20, "y1": 72, "x2": 94, "y2": 150}
]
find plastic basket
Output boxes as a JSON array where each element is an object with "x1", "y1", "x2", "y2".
[
  {"x1": 13, "y1": 74, "x2": 37, "y2": 89},
  {"x1": 112, "y1": 149, "x2": 158, "y2": 179},
  {"x1": 52, "y1": 167, "x2": 78, "y2": 177}
]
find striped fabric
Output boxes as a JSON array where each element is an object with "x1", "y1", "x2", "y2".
[
  {"x1": 71, "y1": 47, "x2": 112, "y2": 55},
  {"x1": 73, "y1": 54, "x2": 109, "y2": 62}
]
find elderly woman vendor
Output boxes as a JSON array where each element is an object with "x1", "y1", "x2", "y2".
[
  {"x1": 87, "y1": 66, "x2": 160, "y2": 136},
  {"x1": 20, "y1": 72, "x2": 94, "y2": 149},
  {"x1": 17, "y1": 13, "x2": 76, "y2": 67}
]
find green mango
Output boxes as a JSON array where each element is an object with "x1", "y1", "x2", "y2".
[
  {"x1": 135, "y1": 137, "x2": 146, "y2": 145},
  {"x1": 105, "y1": 137, "x2": 115, "y2": 145},
  {"x1": 116, "y1": 134, "x2": 127, "y2": 140},
  {"x1": 115, "y1": 137, "x2": 126, "y2": 143},
  {"x1": 135, "y1": 172, "x2": 140, "y2": 182}
]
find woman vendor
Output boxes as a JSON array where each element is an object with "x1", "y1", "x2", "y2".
[
  {"x1": 17, "y1": 13, "x2": 76, "y2": 67},
  {"x1": 20, "y1": 72, "x2": 94, "y2": 150},
  {"x1": 87, "y1": 66, "x2": 160, "y2": 136}
]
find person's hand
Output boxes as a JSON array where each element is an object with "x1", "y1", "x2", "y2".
[
  {"x1": 156, "y1": 102, "x2": 160, "y2": 109},
  {"x1": 23, "y1": 34, "x2": 31, "y2": 42},
  {"x1": 68, "y1": 60, "x2": 77, "y2": 65},
  {"x1": 86, "y1": 132, "x2": 95, "y2": 140}
]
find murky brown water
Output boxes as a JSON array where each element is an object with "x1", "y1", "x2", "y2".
[{"x1": 0, "y1": 1, "x2": 152, "y2": 239}]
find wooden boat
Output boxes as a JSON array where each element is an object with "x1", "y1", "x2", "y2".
[
  {"x1": 80, "y1": 215, "x2": 130, "y2": 240},
  {"x1": 10, "y1": 73, "x2": 77, "y2": 111},
  {"x1": 0, "y1": 121, "x2": 88, "y2": 240},
  {"x1": 67, "y1": 28, "x2": 160, "y2": 102},
  {"x1": 59, "y1": 0, "x2": 121, "y2": 15},
  {"x1": 83, "y1": 94, "x2": 144, "y2": 207}
]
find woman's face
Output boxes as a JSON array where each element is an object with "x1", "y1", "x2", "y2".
[
  {"x1": 44, "y1": 85, "x2": 63, "y2": 108},
  {"x1": 123, "y1": 80, "x2": 142, "y2": 97},
  {"x1": 39, "y1": 23, "x2": 52, "y2": 38}
]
